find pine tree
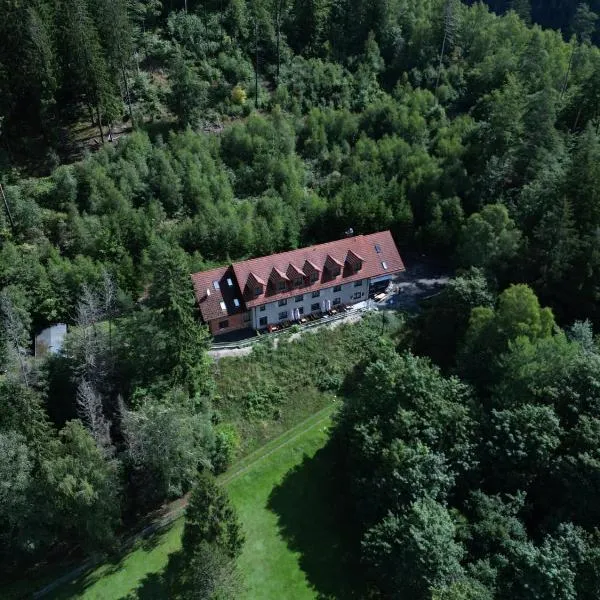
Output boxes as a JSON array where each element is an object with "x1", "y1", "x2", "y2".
[
  {"x1": 435, "y1": 0, "x2": 458, "y2": 94},
  {"x1": 57, "y1": 0, "x2": 118, "y2": 143},
  {"x1": 89, "y1": 0, "x2": 135, "y2": 124}
]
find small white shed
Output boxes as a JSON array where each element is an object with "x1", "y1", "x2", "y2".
[{"x1": 35, "y1": 324, "x2": 67, "y2": 357}]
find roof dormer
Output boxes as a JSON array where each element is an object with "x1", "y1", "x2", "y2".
[
  {"x1": 269, "y1": 267, "x2": 289, "y2": 292},
  {"x1": 324, "y1": 254, "x2": 343, "y2": 279},
  {"x1": 303, "y1": 259, "x2": 321, "y2": 283},
  {"x1": 345, "y1": 249, "x2": 364, "y2": 273},
  {"x1": 246, "y1": 272, "x2": 265, "y2": 297},
  {"x1": 287, "y1": 264, "x2": 305, "y2": 287}
]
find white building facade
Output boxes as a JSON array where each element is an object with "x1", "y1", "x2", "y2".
[{"x1": 248, "y1": 278, "x2": 368, "y2": 329}]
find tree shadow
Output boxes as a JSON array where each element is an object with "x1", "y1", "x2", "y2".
[
  {"x1": 267, "y1": 443, "x2": 366, "y2": 600},
  {"x1": 119, "y1": 571, "x2": 168, "y2": 600}
]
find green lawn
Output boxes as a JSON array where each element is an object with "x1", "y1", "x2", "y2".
[{"x1": 46, "y1": 400, "x2": 357, "y2": 600}]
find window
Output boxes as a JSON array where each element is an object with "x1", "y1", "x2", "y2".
[
  {"x1": 333, "y1": 297, "x2": 341, "y2": 306},
  {"x1": 219, "y1": 301, "x2": 226, "y2": 311},
  {"x1": 298, "y1": 306, "x2": 304, "y2": 315},
  {"x1": 353, "y1": 292, "x2": 362, "y2": 300},
  {"x1": 213, "y1": 281, "x2": 220, "y2": 290},
  {"x1": 278, "y1": 299, "x2": 287, "y2": 307},
  {"x1": 375, "y1": 244, "x2": 382, "y2": 253},
  {"x1": 277, "y1": 280, "x2": 286, "y2": 291},
  {"x1": 311, "y1": 303, "x2": 320, "y2": 312},
  {"x1": 218, "y1": 320, "x2": 229, "y2": 330},
  {"x1": 295, "y1": 294, "x2": 303, "y2": 303},
  {"x1": 333, "y1": 285, "x2": 342, "y2": 292},
  {"x1": 227, "y1": 278, "x2": 233, "y2": 287},
  {"x1": 243, "y1": 312, "x2": 251, "y2": 322},
  {"x1": 331, "y1": 267, "x2": 340, "y2": 277},
  {"x1": 260, "y1": 305, "x2": 266, "y2": 312},
  {"x1": 259, "y1": 316, "x2": 267, "y2": 327},
  {"x1": 312, "y1": 290, "x2": 320, "y2": 298},
  {"x1": 233, "y1": 298, "x2": 240, "y2": 308},
  {"x1": 255, "y1": 287, "x2": 262, "y2": 296},
  {"x1": 295, "y1": 277, "x2": 303, "y2": 287},
  {"x1": 354, "y1": 280, "x2": 363, "y2": 287},
  {"x1": 279, "y1": 311, "x2": 288, "y2": 321},
  {"x1": 381, "y1": 261, "x2": 388, "y2": 270},
  {"x1": 310, "y1": 272, "x2": 319, "y2": 283}
]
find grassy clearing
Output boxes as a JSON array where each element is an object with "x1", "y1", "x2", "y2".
[
  {"x1": 38, "y1": 319, "x2": 395, "y2": 600},
  {"x1": 45, "y1": 402, "x2": 341, "y2": 600},
  {"x1": 214, "y1": 315, "x2": 394, "y2": 456}
]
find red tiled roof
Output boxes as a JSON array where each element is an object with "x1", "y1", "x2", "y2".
[
  {"x1": 192, "y1": 231, "x2": 405, "y2": 321},
  {"x1": 191, "y1": 265, "x2": 246, "y2": 322},
  {"x1": 232, "y1": 231, "x2": 404, "y2": 309}
]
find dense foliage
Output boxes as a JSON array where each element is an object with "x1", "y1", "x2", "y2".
[
  {"x1": 4, "y1": 0, "x2": 600, "y2": 594},
  {"x1": 335, "y1": 284, "x2": 600, "y2": 598}
]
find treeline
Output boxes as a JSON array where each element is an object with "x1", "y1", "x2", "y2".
[
  {"x1": 471, "y1": 1, "x2": 600, "y2": 41},
  {"x1": 333, "y1": 278, "x2": 600, "y2": 598}
]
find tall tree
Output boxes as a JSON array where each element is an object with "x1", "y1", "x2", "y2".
[
  {"x1": 90, "y1": 0, "x2": 136, "y2": 124},
  {"x1": 57, "y1": 0, "x2": 118, "y2": 143},
  {"x1": 167, "y1": 472, "x2": 244, "y2": 599}
]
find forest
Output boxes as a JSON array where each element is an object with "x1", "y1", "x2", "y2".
[{"x1": 3, "y1": 0, "x2": 600, "y2": 598}]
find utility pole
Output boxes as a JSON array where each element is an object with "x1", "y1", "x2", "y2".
[
  {"x1": 255, "y1": 19, "x2": 259, "y2": 109},
  {"x1": 0, "y1": 182, "x2": 15, "y2": 231}
]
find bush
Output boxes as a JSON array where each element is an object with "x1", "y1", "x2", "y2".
[{"x1": 212, "y1": 423, "x2": 240, "y2": 474}]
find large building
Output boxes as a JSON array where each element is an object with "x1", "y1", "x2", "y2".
[{"x1": 191, "y1": 230, "x2": 405, "y2": 336}]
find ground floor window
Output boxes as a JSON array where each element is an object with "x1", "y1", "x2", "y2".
[
  {"x1": 279, "y1": 311, "x2": 288, "y2": 321},
  {"x1": 333, "y1": 297, "x2": 341, "y2": 305},
  {"x1": 259, "y1": 316, "x2": 267, "y2": 327},
  {"x1": 311, "y1": 303, "x2": 320, "y2": 312},
  {"x1": 353, "y1": 292, "x2": 362, "y2": 300},
  {"x1": 298, "y1": 306, "x2": 304, "y2": 315},
  {"x1": 218, "y1": 320, "x2": 229, "y2": 329}
]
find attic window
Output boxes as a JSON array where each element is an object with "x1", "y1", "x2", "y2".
[
  {"x1": 213, "y1": 281, "x2": 220, "y2": 290},
  {"x1": 381, "y1": 261, "x2": 388, "y2": 270},
  {"x1": 219, "y1": 301, "x2": 226, "y2": 311},
  {"x1": 233, "y1": 298, "x2": 240, "y2": 308},
  {"x1": 375, "y1": 244, "x2": 382, "y2": 253},
  {"x1": 227, "y1": 278, "x2": 233, "y2": 287}
]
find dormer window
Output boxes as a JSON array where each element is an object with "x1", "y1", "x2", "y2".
[
  {"x1": 310, "y1": 272, "x2": 318, "y2": 283},
  {"x1": 325, "y1": 254, "x2": 343, "y2": 279},
  {"x1": 345, "y1": 249, "x2": 364, "y2": 274},
  {"x1": 277, "y1": 280, "x2": 286, "y2": 291},
  {"x1": 247, "y1": 272, "x2": 266, "y2": 297},
  {"x1": 294, "y1": 277, "x2": 303, "y2": 287}
]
